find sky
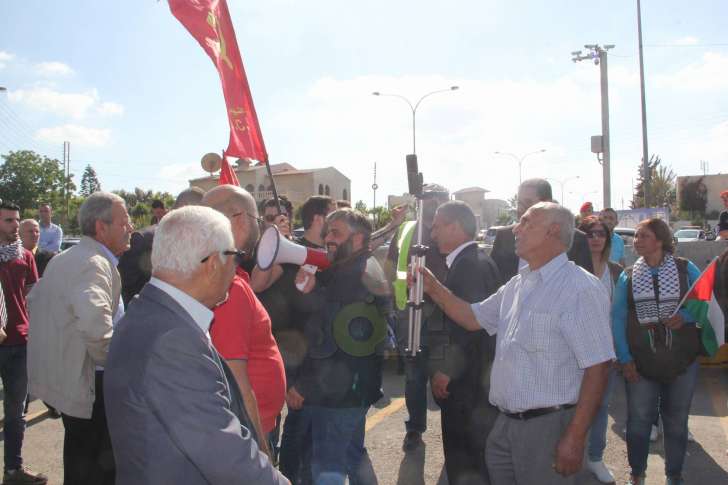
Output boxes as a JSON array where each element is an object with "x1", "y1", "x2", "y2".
[{"x1": 1, "y1": 0, "x2": 727, "y2": 214}]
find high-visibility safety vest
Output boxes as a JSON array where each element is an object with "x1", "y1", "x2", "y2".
[{"x1": 393, "y1": 221, "x2": 417, "y2": 311}]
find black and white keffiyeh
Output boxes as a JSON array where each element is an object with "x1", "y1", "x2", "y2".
[
  {"x1": 631, "y1": 254, "x2": 681, "y2": 325},
  {"x1": 0, "y1": 240, "x2": 22, "y2": 263}
]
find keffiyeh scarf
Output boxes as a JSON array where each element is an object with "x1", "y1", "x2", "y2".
[
  {"x1": 631, "y1": 254, "x2": 681, "y2": 351},
  {"x1": 0, "y1": 240, "x2": 22, "y2": 263}
]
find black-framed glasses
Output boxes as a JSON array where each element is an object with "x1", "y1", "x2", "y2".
[{"x1": 200, "y1": 249, "x2": 246, "y2": 263}]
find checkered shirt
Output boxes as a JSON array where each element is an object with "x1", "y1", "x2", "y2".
[{"x1": 471, "y1": 253, "x2": 615, "y2": 413}]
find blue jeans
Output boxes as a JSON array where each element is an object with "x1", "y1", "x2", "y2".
[
  {"x1": 625, "y1": 361, "x2": 699, "y2": 478},
  {"x1": 308, "y1": 406, "x2": 377, "y2": 485},
  {"x1": 279, "y1": 407, "x2": 312, "y2": 484},
  {"x1": 587, "y1": 368, "x2": 617, "y2": 461},
  {"x1": 0, "y1": 345, "x2": 28, "y2": 471},
  {"x1": 404, "y1": 348, "x2": 428, "y2": 433}
]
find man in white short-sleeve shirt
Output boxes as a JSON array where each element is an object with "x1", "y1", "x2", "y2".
[{"x1": 419, "y1": 202, "x2": 614, "y2": 484}]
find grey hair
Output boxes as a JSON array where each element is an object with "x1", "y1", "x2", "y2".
[
  {"x1": 436, "y1": 201, "x2": 477, "y2": 239},
  {"x1": 531, "y1": 201, "x2": 574, "y2": 250},
  {"x1": 78, "y1": 192, "x2": 125, "y2": 236},
  {"x1": 327, "y1": 208, "x2": 372, "y2": 245},
  {"x1": 151, "y1": 206, "x2": 233, "y2": 277}
]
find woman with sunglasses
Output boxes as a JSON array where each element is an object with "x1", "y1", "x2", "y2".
[
  {"x1": 612, "y1": 218, "x2": 702, "y2": 485},
  {"x1": 577, "y1": 216, "x2": 623, "y2": 483}
]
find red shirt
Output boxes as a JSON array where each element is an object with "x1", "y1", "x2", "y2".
[
  {"x1": 211, "y1": 267, "x2": 286, "y2": 433},
  {"x1": 0, "y1": 249, "x2": 39, "y2": 346}
]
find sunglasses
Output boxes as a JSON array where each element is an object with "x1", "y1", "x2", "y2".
[
  {"x1": 586, "y1": 230, "x2": 607, "y2": 239},
  {"x1": 200, "y1": 249, "x2": 246, "y2": 263}
]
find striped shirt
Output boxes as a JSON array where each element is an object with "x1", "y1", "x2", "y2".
[
  {"x1": 0, "y1": 284, "x2": 6, "y2": 329},
  {"x1": 471, "y1": 253, "x2": 615, "y2": 413}
]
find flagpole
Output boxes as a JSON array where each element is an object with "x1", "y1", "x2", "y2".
[
  {"x1": 670, "y1": 256, "x2": 719, "y2": 317},
  {"x1": 262, "y1": 156, "x2": 282, "y2": 215}
]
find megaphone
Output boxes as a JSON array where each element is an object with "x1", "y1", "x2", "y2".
[{"x1": 257, "y1": 226, "x2": 330, "y2": 271}]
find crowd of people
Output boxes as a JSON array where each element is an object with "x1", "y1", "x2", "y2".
[{"x1": 0, "y1": 178, "x2": 726, "y2": 485}]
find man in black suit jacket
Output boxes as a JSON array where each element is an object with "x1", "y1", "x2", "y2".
[
  {"x1": 491, "y1": 178, "x2": 592, "y2": 281},
  {"x1": 428, "y1": 201, "x2": 502, "y2": 485},
  {"x1": 104, "y1": 206, "x2": 287, "y2": 485}
]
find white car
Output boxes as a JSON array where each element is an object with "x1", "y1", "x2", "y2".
[{"x1": 674, "y1": 229, "x2": 706, "y2": 242}]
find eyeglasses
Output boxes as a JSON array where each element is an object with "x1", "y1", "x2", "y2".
[
  {"x1": 263, "y1": 213, "x2": 291, "y2": 223},
  {"x1": 586, "y1": 230, "x2": 607, "y2": 239},
  {"x1": 200, "y1": 249, "x2": 246, "y2": 263},
  {"x1": 231, "y1": 211, "x2": 265, "y2": 225}
]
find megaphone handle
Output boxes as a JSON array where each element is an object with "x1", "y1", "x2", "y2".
[{"x1": 296, "y1": 264, "x2": 318, "y2": 292}]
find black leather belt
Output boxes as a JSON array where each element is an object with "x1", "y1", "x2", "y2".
[{"x1": 502, "y1": 404, "x2": 575, "y2": 420}]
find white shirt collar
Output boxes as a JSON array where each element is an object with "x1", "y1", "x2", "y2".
[
  {"x1": 445, "y1": 240, "x2": 478, "y2": 268},
  {"x1": 518, "y1": 252, "x2": 569, "y2": 283},
  {"x1": 148, "y1": 277, "x2": 214, "y2": 335}
]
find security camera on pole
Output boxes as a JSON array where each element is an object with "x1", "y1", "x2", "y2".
[{"x1": 572, "y1": 44, "x2": 614, "y2": 209}]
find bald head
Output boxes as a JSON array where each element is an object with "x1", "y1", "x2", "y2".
[
  {"x1": 20, "y1": 219, "x2": 40, "y2": 251},
  {"x1": 202, "y1": 184, "x2": 259, "y2": 253}
]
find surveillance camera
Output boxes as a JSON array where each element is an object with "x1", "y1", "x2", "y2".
[
  {"x1": 593, "y1": 57, "x2": 600, "y2": 65},
  {"x1": 584, "y1": 44, "x2": 597, "y2": 49},
  {"x1": 605, "y1": 44, "x2": 615, "y2": 50},
  {"x1": 571, "y1": 50, "x2": 582, "y2": 56}
]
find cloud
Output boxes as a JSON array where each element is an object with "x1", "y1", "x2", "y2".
[
  {"x1": 97, "y1": 101, "x2": 125, "y2": 116},
  {"x1": 653, "y1": 52, "x2": 728, "y2": 91},
  {"x1": 35, "y1": 61, "x2": 75, "y2": 77},
  {"x1": 0, "y1": 50, "x2": 14, "y2": 69},
  {"x1": 35, "y1": 124, "x2": 111, "y2": 147},
  {"x1": 8, "y1": 86, "x2": 124, "y2": 119},
  {"x1": 675, "y1": 36, "x2": 699, "y2": 46}
]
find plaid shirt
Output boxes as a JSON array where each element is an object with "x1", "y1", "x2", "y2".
[
  {"x1": 471, "y1": 253, "x2": 615, "y2": 413},
  {"x1": 0, "y1": 284, "x2": 6, "y2": 328}
]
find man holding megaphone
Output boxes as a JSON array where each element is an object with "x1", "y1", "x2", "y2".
[{"x1": 287, "y1": 208, "x2": 393, "y2": 485}]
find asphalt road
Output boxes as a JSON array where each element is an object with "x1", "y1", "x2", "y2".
[{"x1": 2, "y1": 362, "x2": 727, "y2": 485}]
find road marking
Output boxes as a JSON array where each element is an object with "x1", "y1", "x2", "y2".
[
  {"x1": 365, "y1": 397, "x2": 405, "y2": 432},
  {"x1": 705, "y1": 371, "x2": 728, "y2": 441}
]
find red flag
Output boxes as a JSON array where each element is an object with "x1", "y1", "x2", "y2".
[
  {"x1": 218, "y1": 152, "x2": 240, "y2": 186},
  {"x1": 169, "y1": 0, "x2": 268, "y2": 164}
]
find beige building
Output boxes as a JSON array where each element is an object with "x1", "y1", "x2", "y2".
[
  {"x1": 676, "y1": 173, "x2": 728, "y2": 216},
  {"x1": 189, "y1": 161, "x2": 351, "y2": 208}
]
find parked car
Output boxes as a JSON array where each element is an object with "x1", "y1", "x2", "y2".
[
  {"x1": 614, "y1": 227, "x2": 635, "y2": 247},
  {"x1": 483, "y1": 226, "x2": 502, "y2": 247},
  {"x1": 674, "y1": 229, "x2": 706, "y2": 242},
  {"x1": 60, "y1": 237, "x2": 80, "y2": 251}
]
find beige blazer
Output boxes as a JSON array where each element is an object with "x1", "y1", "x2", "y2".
[{"x1": 27, "y1": 236, "x2": 121, "y2": 419}]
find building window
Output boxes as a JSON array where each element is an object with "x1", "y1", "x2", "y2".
[
  {"x1": 325, "y1": 185, "x2": 330, "y2": 196},
  {"x1": 318, "y1": 184, "x2": 324, "y2": 195},
  {"x1": 245, "y1": 184, "x2": 255, "y2": 193},
  {"x1": 258, "y1": 184, "x2": 266, "y2": 193},
  {"x1": 343, "y1": 189, "x2": 348, "y2": 201}
]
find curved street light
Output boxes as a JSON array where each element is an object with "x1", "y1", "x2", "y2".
[
  {"x1": 372, "y1": 86, "x2": 459, "y2": 154},
  {"x1": 493, "y1": 149, "x2": 546, "y2": 186},
  {"x1": 547, "y1": 175, "x2": 580, "y2": 205}
]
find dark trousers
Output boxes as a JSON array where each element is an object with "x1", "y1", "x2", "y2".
[
  {"x1": 61, "y1": 371, "x2": 114, "y2": 485},
  {"x1": 0, "y1": 345, "x2": 28, "y2": 471},
  {"x1": 439, "y1": 392, "x2": 494, "y2": 485},
  {"x1": 279, "y1": 407, "x2": 313, "y2": 484}
]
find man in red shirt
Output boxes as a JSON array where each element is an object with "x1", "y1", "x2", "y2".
[
  {"x1": 203, "y1": 185, "x2": 286, "y2": 457},
  {"x1": 0, "y1": 201, "x2": 46, "y2": 484}
]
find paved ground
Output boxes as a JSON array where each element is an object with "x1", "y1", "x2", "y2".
[{"x1": 2, "y1": 362, "x2": 727, "y2": 484}]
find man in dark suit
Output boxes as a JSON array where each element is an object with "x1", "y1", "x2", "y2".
[
  {"x1": 428, "y1": 201, "x2": 502, "y2": 485},
  {"x1": 491, "y1": 178, "x2": 592, "y2": 281},
  {"x1": 104, "y1": 206, "x2": 287, "y2": 485},
  {"x1": 118, "y1": 187, "x2": 204, "y2": 306}
]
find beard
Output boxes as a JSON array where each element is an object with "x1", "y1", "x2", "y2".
[{"x1": 327, "y1": 236, "x2": 355, "y2": 263}]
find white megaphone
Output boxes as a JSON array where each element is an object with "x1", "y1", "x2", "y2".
[{"x1": 256, "y1": 226, "x2": 330, "y2": 290}]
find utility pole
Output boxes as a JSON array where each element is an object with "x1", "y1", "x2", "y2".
[
  {"x1": 372, "y1": 162, "x2": 379, "y2": 226},
  {"x1": 637, "y1": 0, "x2": 650, "y2": 206},
  {"x1": 63, "y1": 141, "x2": 70, "y2": 221},
  {"x1": 572, "y1": 44, "x2": 614, "y2": 209}
]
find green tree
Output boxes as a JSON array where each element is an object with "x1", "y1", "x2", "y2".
[
  {"x1": 0, "y1": 150, "x2": 75, "y2": 214},
  {"x1": 112, "y1": 187, "x2": 174, "y2": 228},
  {"x1": 80, "y1": 164, "x2": 102, "y2": 196},
  {"x1": 631, "y1": 155, "x2": 676, "y2": 209},
  {"x1": 354, "y1": 200, "x2": 368, "y2": 213}
]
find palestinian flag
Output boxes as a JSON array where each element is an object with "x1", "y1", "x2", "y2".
[{"x1": 680, "y1": 259, "x2": 725, "y2": 357}]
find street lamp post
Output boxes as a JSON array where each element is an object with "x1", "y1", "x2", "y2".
[
  {"x1": 547, "y1": 175, "x2": 580, "y2": 205},
  {"x1": 372, "y1": 86, "x2": 459, "y2": 155},
  {"x1": 493, "y1": 149, "x2": 546, "y2": 186}
]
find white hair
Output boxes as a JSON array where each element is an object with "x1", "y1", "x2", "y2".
[
  {"x1": 531, "y1": 201, "x2": 575, "y2": 250},
  {"x1": 151, "y1": 206, "x2": 234, "y2": 277}
]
